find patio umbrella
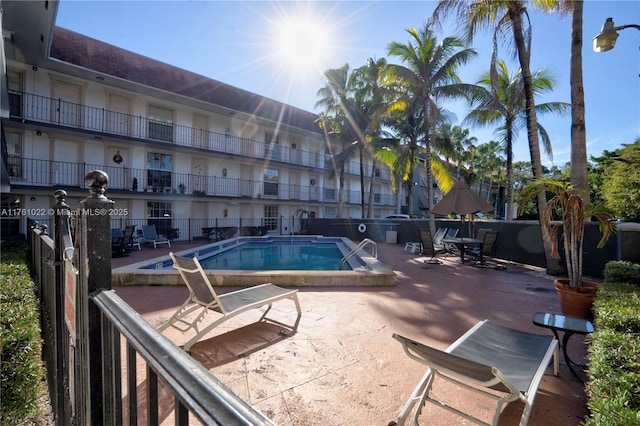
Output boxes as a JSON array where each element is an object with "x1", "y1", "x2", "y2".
[{"x1": 432, "y1": 179, "x2": 495, "y2": 236}]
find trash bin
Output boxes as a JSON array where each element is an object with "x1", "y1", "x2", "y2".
[{"x1": 386, "y1": 230, "x2": 397, "y2": 244}]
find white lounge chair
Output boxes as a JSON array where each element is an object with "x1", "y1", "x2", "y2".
[
  {"x1": 158, "y1": 253, "x2": 302, "y2": 352},
  {"x1": 390, "y1": 320, "x2": 558, "y2": 426},
  {"x1": 141, "y1": 224, "x2": 171, "y2": 248}
]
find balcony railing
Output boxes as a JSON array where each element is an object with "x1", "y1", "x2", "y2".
[
  {"x1": 8, "y1": 90, "x2": 391, "y2": 181},
  {"x1": 8, "y1": 158, "x2": 396, "y2": 206}
]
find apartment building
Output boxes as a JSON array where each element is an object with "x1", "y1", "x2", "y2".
[{"x1": 1, "y1": 1, "x2": 401, "y2": 239}]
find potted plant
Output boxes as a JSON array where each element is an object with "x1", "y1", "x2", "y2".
[
  {"x1": 178, "y1": 183, "x2": 186, "y2": 194},
  {"x1": 131, "y1": 177, "x2": 138, "y2": 192},
  {"x1": 518, "y1": 177, "x2": 616, "y2": 319}
]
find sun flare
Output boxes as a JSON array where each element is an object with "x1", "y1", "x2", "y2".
[{"x1": 273, "y1": 15, "x2": 331, "y2": 76}]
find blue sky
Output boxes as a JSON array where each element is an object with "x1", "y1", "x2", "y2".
[{"x1": 55, "y1": 1, "x2": 639, "y2": 167}]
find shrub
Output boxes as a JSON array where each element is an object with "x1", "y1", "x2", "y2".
[
  {"x1": 604, "y1": 260, "x2": 640, "y2": 285},
  {"x1": 585, "y1": 262, "x2": 640, "y2": 425},
  {"x1": 0, "y1": 244, "x2": 46, "y2": 425}
]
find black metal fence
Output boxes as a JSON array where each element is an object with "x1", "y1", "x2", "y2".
[{"x1": 28, "y1": 171, "x2": 274, "y2": 425}]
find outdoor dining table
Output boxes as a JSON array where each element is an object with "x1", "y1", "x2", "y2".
[{"x1": 442, "y1": 237, "x2": 483, "y2": 262}]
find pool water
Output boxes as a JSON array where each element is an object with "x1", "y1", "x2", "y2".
[
  {"x1": 199, "y1": 241, "x2": 348, "y2": 270},
  {"x1": 115, "y1": 236, "x2": 395, "y2": 287}
]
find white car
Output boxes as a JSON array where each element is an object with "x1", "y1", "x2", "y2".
[{"x1": 385, "y1": 214, "x2": 410, "y2": 219}]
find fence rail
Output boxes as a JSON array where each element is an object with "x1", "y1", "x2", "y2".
[
  {"x1": 9, "y1": 89, "x2": 392, "y2": 180},
  {"x1": 28, "y1": 171, "x2": 274, "y2": 425},
  {"x1": 8, "y1": 157, "x2": 397, "y2": 207}
]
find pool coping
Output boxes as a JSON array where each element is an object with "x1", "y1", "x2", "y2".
[{"x1": 112, "y1": 236, "x2": 396, "y2": 287}]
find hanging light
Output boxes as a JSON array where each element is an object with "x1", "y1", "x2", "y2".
[{"x1": 593, "y1": 17, "x2": 640, "y2": 52}]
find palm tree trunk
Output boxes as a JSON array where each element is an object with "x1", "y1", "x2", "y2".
[
  {"x1": 337, "y1": 163, "x2": 345, "y2": 218},
  {"x1": 505, "y1": 128, "x2": 514, "y2": 220},
  {"x1": 424, "y1": 100, "x2": 437, "y2": 236},
  {"x1": 510, "y1": 8, "x2": 564, "y2": 275},
  {"x1": 367, "y1": 159, "x2": 376, "y2": 218},
  {"x1": 570, "y1": 0, "x2": 590, "y2": 205},
  {"x1": 359, "y1": 144, "x2": 365, "y2": 218}
]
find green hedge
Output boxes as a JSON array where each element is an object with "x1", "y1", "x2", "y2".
[
  {"x1": 584, "y1": 261, "x2": 640, "y2": 425},
  {"x1": 0, "y1": 243, "x2": 46, "y2": 425}
]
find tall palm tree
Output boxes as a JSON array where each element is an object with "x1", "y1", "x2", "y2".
[
  {"x1": 316, "y1": 64, "x2": 368, "y2": 217},
  {"x1": 434, "y1": 123, "x2": 477, "y2": 179},
  {"x1": 352, "y1": 57, "x2": 389, "y2": 218},
  {"x1": 316, "y1": 112, "x2": 351, "y2": 218},
  {"x1": 385, "y1": 21, "x2": 477, "y2": 234},
  {"x1": 463, "y1": 60, "x2": 569, "y2": 219},
  {"x1": 381, "y1": 96, "x2": 424, "y2": 216},
  {"x1": 561, "y1": 0, "x2": 590, "y2": 205},
  {"x1": 433, "y1": 0, "x2": 566, "y2": 274},
  {"x1": 475, "y1": 140, "x2": 506, "y2": 207}
]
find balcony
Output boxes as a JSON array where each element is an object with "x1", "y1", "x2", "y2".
[
  {"x1": 7, "y1": 158, "x2": 396, "y2": 207},
  {"x1": 7, "y1": 91, "x2": 391, "y2": 181}
]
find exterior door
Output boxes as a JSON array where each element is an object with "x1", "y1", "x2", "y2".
[
  {"x1": 52, "y1": 81, "x2": 81, "y2": 127},
  {"x1": 106, "y1": 93, "x2": 132, "y2": 136},
  {"x1": 53, "y1": 140, "x2": 79, "y2": 186},
  {"x1": 192, "y1": 113, "x2": 209, "y2": 149},
  {"x1": 240, "y1": 164, "x2": 253, "y2": 197},
  {"x1": 106, "y1": 146, "x2": 130, "y2": 190},
  {"x1": 191, "y1": 158, "x2": 207, "y2": 195},
  {"x1": 289, "y1": 171, "x2": 300, "y2": 200}
]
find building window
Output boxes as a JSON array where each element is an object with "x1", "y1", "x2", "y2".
[
  {"x1": 148, "y1": 104, "x2": 173, "y2": 142},
  {"x1": 263, "y1": 168, "x2": 279, "y2": 197},
  {"x1": 147, "y1": 201, "x2": 172, "y2": 219},
  {"x1": 146, "y1": 152, "x2": 172, "y2": 191},
  {"x1": 147, "y1": 201, "x2": 173, "y2": 234},
  {"x1": 324, "y1": 206, "x2": 336, "y2": 218},
  {"x1": 7, "y1": 70, "x2": 23, "y2": 116},
  {"x1": 5, "y1": 132, "x2": 22, "y2": 178},
  {"x1": 264, "y1": 205, "x2": 278, "y2": 231}
]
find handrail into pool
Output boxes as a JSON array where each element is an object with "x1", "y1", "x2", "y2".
[{"x1": 340, "y1": 238, "x2": 377, "y2": 270}]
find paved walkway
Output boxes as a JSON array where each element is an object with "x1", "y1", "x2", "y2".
[{"x1": 113, "y1": 242, "x2": 590, "y2": 425}]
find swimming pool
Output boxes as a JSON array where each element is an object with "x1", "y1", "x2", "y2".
[{"x1": 112, "y1": 236, "x2": 396, "y2": 287}]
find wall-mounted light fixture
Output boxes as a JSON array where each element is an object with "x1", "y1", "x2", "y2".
[
  {"x1": 222, "y1": 168, "x2": 227, "y2": 177},
  {"x1": 593, "y1": 17, "x2": 640, "y2": 52}
]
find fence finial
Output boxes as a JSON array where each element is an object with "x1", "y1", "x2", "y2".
[
  {"x1": 85, "y1": 170, "x2": 109, "y2": 198},
  {"x1": 53, "y1": 189, "x2": 69, "y2": 207}
]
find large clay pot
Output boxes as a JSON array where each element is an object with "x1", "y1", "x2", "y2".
[{"x1": 554, "y1": 279, "x2": 599, "y2": 320}]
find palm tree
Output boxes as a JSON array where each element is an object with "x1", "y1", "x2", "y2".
[
  {"x1": 475, "y1": 140, "x2": 506, "y2": 208},
  {"x1": 352, "y1": 57, "x2": 389, "y2": 218},
  {"x1": 434, "y1": 123, "x2": 477, "y2": 179},
  {"x1": 561, "y1": 0, "x2": 590, "y2": 205},
  {"x1": 463, "y1": 60, "x2": 569, "y2": 219},
  {"x1": 385, "y1": 21, "x2": 477, "y2": 234},
  {"x1": 433, "y1": 0, "x2": 566, "y2": 274},
  {"x1": 316, "y1": 112, "x2": 351, "y2": 218},
  {"x1": 316, "y1": 64, "x2": 367, "y2": 217}
]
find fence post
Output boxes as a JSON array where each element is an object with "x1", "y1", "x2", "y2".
[
  {"x1": 76, "y1": 170, "x2": 115, "y2": 424},
  {"x1": 53, "y1": 190, "x2": 73, "y2": 425}
]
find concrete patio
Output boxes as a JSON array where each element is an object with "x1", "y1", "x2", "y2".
[{"x1": 112, "y1": 241, "x2": 591, "y2": 425}]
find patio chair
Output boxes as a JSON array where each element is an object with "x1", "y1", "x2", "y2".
[
  {"x1": 111, "y1": 225, "x2": 136, "y2": 257},
  {"x1": 407, "y1": 227, "x2": 447, "y2": 254},
  {"x1": 419, "y1": 230, "x2": 441, "y2": 264},
  {"x1": 141, "y1": 224, "x2": 171, "y2": 248},
  {"x1": 434, "y1": 228, "x2": 459, "y2": 255},
  {"x1": 389, "y1": 320, "x2": 558, "y2": 426},
  {"x1": 158, "y1": 253, "x2": 302, "y2": 352},
  {"x1": 469, "y1": 230, "x2": 499, "y2": 267}
]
